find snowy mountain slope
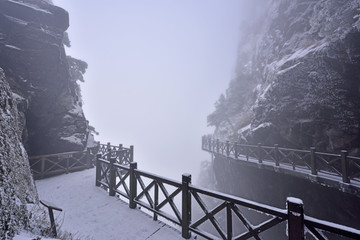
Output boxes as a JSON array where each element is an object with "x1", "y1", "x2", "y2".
[{"x1": 209, "y1": 0, "x2": 360, "y2": 153}]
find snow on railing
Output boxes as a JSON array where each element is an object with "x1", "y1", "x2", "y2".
[
  {"x1": 95, "y1": 145, "x2": 360, "y2": 240},
  {"x1": 202, "y1": 136, "x2": 360, "y2": 185}
]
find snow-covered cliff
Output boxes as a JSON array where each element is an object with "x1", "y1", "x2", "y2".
[
  {"x1": 209, "y1": 0, "x2": 360, "y2": 154},
  {"x1": 0, "y1": 0, "x2": 89, "y2": 156},
  {"x1": 0, "y1": 0, "x2": 90, "y2": 237}
]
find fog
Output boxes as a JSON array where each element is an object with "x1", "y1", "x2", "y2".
[{"x1": 54, "y1": 0, "x2": 241, "y2": 182}]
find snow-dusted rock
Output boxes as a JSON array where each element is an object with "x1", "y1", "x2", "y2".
[
  {"x1": 0, "y1": 0, "x2": 89, "y2": 155},
  {"x1": 209, "y1": 0, "x2": 360, "y2": 154}
]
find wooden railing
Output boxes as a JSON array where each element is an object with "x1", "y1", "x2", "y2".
[
  {"x1": 29, "y1": 148, "x2": 97, "y2": 179},
  {"x1": 202, "y1": 136, "x2": 360, "y2": 185},
  {"x1": 95, "y1": 147, "x2": 360, "y2": 240}
]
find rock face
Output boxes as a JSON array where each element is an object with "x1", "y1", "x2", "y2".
[
  {"x1": 0, "y1": 0, "x2": 90, "y2": 237},
  {"x1": 0, "y1": 0, "x2": 89, "y2": 156},
  {"x1": 208, "y1": 0, "x2": 360, "y2": 154},
  {"x1": 0, "y1": 68, "x2": 38, "y2": 238}
]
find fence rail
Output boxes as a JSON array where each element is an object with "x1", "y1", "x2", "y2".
[
  {"x1": 29, "y1": 148, "x2": 96, "y2": 179},
  {"x1": 202, "y1": 136, "x2": 360, "y2": 185},
  {"x1": 95, "y1": 146, "x2": 360, "y2": 240}
]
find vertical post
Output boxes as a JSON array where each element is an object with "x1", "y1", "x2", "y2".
[
  {"x1": 95, "y1": 154, "x2": 102, "y2": 187},
  {"x1": 201, "y1": 136, "x2": 205, "y2": 150},
  {"x1": 107, "y1": 142, "x2": 111, "y2": 153},
  {"x1": 310, "y1": 147, "x2": 317, "y2": 175},
  {"x1": 287, "y1": 197, "x2": 304, "y2": 240},
  {"x1": 86, "y1": 148, "x2": 92, "y2": 168},
  {"x1": 274, "y1": 144, "x2": 280, "y2": 166},
  {"x1": 234, "y1": 142, "x2": 238, "y2": 159},
  {"x1": 226, "y1": 141, "x2": 230, "y2": 157},
  {"x1": 182, "y1": 173, "x2": 192, "y2": 239},
  {"x1": 109, "y1": 158, "x2": 116, "y2": 196},
  {"x1": 153, "y1": 182, "x2": 158, "y2": 221},
  {"x1": 41, "y1": 157, "x2": 45, "y2": 178},
  {"x1": 130, "y1": 145, "x2": 134, "y2": 162},
  {"x1": 48, "y1": 208, "x2": 57, "y2": 237},
  {"x1": 226, "y1": 202, "x2": 232, "y2": 240},
  {"x1": 341, "y1": 150, "x2": 349, "y2": 183},
  {"x1": 216, "y1": 139, "x2": 220, "y2": 153},
  {"x1": 257, "y1": 143, "x2": 263, "y2": 164},
  {"x1": 119, "y1": 144, "x2": 123, "y2": 150},
  {"x1": 129, "y1": 162, "x2": 138, "y2": 209},
  {"x1": 209, "y1": 138, "x2": 212, "y2": 152},
  {"x1": 66, "y1": 158, "x2": 69, "y2": 174}
]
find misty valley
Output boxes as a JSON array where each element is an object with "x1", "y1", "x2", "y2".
[{"x1": 1, "y1": 0, "x2": 360, "y2": 240}]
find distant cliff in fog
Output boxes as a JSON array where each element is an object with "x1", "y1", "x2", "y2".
[{"x1": 208, "y1": 0, "x2": 360, "y2": 154}]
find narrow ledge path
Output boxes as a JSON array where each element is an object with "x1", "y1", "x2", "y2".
[{"x1": 36, "y1": 168, "x2": 189, "y2": 240}]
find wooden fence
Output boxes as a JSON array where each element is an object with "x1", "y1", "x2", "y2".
[
  {"x1": 202, "y1": 136, "x2": 360, "y2": 186},
  {"x1": 95, "y1": 149, "x2": 360, "y2": 240},
  {"x1": 29, "y1": 148, "x2": 97, "y2": 179}
]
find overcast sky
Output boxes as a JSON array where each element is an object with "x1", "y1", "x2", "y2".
[{"x1": 54, "y1": 0, "x2": 241, "y2": 181}]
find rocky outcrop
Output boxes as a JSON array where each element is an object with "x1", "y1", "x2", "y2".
[
  {"x1": 0, "y1": 0, "x2": 90, "y2": 237},
  {"x1": 0, "y1": 0, "x2": 89, "y2": 155},
  {"x1": 0, "y1": 68, "x2": 38, "y2": 238},
  {"x1": 208, "y1": 0, "x2": 360, "y2": 154}
]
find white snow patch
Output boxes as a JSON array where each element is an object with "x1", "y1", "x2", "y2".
[
  {"x1": 8, "y1": 0, "x2": 53, "y2": 14},
  {"x1": 60, "y1": 135, "x2": 83, "y2": 146},
  {"x1": 5, "y1": 44, "x2": 22, "y2": 51},
  {"x1": 12, "y1": 92, "x2": 25, "y2": 101},
  {"x1": 4, "y1": 15, "x2": 28, "y2": 25},
  {"x1": 239, "y1": 123, "x2": 251, "y2": 133},
  {"x1": 68, "y1": 104, "x2": 83, "y2": 116},
  {"x1": 287, "y1": 197, "x2": 303, "y2": 205},
  {"x1": 267, "y1": 42, "x2": 328, "y2": 74},
  {"x1": 252, "y1": 122, "x2": 272, "y2": 132},
  {"x1": 277, "y1": 62, "x2": 303, "y2": 75},
  {"x1": 259, "y1": 83, "x2": 272, "y2": 99},
  {"x1": 14, "y1": 232, "x2": 57, "y2": 240}
]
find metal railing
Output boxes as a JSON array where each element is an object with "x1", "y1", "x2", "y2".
[
  {"x1": 95, "y1": 147, "x2": 360, "y2": 240},
  {"x1": 202, "y1": 136, "x2": 360, "y2": 185}
]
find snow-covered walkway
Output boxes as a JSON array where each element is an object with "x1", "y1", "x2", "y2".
[{"x1": 35, "y1": 168, "x2": 188, "y2": 240}]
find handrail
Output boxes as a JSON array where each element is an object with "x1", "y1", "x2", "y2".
[
  {"x1": 95, "y1": 152, "x2": 360, "y2": 240},
  {"x1": 202, "y1": 136, "x2": 360, "y2": 185},
  {"x1": 29, "y1": 146, "x2": 98, "y2": 179}
]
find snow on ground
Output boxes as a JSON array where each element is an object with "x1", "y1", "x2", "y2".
[
  {"x1": 14, "y1": 232, "x2": 57, "y2": 240},
  {"x1": 35, "y1": 168, "x2": 189, "y2": 240}
]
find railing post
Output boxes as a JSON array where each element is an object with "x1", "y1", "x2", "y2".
[
  {"x1": 257, "y1": 143, "x2": 263, "y2": 163},
  {"x1": 310, "y1": 147, "x2": 317, "y2": 175},
  {"x1": 274, "y1": 144, "x2": 279, "y2": 166},
  {"x1": 341, "y1": 150, "x2": 349, "y2": 183},
  {"x1": 226, "y1": 202, "x2": 233, "y2": 240},
  {"x1": 154, "y1": 182, "x2": 158, "y2": 221},
  {"x1": 119, "y1": 144, "x2": 123, "y2": 150},
  {"x1": 95, "y1": 154, "x2": 102, "y2": 187},
  {"x1": 216, "y1": 139, "x2": 220, "y2": 153},
  {"x1": 86, "y1": 148, "x2": 92, "y2": 168},
  {"x1": 109, "y1": 157, "x2": 116, "y2": 196},
  {"x1": 107, "y1": 142, "x2": 111, "y2": 152},
  {"x1": 287, "y1": 197, "x2": 304, "y2": 240},
  {"x1": 129, "y1": 162, "x2": 137, "y2": 209},
  {"x1": 234, "y1": 142, "x2": 238, "y2": 159},
  {"x1": 41, "y1": 157, "x2": 45, "y2": 179},
  {"x1": 182, "y1": 173, "x2": 192, "y2": 239},
  {"x1": 66, "y1": 158, "x2": 69, "y2": 174},
  {"x1": 130, "y1": 145, "x2": 134, "y2": 162},
  {"x1": 226, "y1": 141, "x2": 230, "y2": 157}
]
